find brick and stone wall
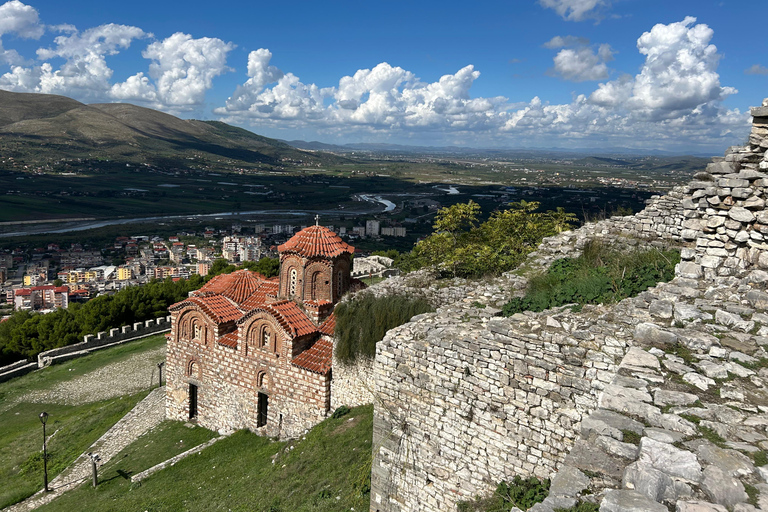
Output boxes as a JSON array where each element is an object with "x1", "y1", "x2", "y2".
[{"x1": 166, "y1": 312, "x2": 330, "y2": 438}]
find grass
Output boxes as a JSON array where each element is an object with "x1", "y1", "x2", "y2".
[
  {"x1": 502, "y1": 240, "x2": 680, "y2": 316},
  {"x1": 0, "y1": 334, "x2": 166, "y2": 405},
  {"x1": 36, "y1": 405, "x2": 374, "y2": 512},
  {"x1": 0, "y1": 334, "x2": 166, "y2": 509},
  {"x1": 0, "y1": 392, "x2": 149, "y2": 509}
]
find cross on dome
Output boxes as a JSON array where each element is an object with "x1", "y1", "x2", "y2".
[{"x1": 315, "y1": 214, "x2": 320, "y2": 226}]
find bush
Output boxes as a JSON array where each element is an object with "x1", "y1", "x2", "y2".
[
  {"x1": 502, "y1": 240, "x2": 679, "y2": 316},
  {"x1": 399, "y1": 200, "x2": 577, "y2": 279},
  {"x1": 457, "y1": 476, "x2": 550, "y2": 511},
  {"x1": 334, "y1": 294, "x2": 434, "y2": 363}
]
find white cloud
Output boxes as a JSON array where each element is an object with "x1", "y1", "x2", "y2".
[
  {"x1": 0, "y1": 0, "x2": 43, "y2": 39},
  {"x1": 590, "y1": 16, "x2": 735, "y2": 118},
  {"x1": 539, "y1": 0, "x2": 609, "y2": 22},
  {"x1": 0, "y1": 1, "x2": 42, "y2": 66},
  {"x1": 543, "y1": 35, "x2": 590, "y2": 49},
  {"x1": 551, "y1": 43, "x2": 614, "y2": 82},
  {"x1": 0, "y1": 23, "x2": 148, "y2": 100},
  {"x1": 745, "y1": 64, "x2": 768, "y2": 76},
  {"x1": 217, "y1": 17, "x2": 744, "y2": 150}
]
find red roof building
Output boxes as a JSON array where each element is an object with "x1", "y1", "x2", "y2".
[{"x1": 166, "y1": 223, "x2": 355, "y2": 438}]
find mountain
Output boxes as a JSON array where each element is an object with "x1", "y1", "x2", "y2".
[{"x1": 0, "y1": 90, "x2": 342, "y2": 171}]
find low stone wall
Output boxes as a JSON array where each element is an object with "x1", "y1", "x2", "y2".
[
  {"x1": 0, "y1": 316, "x2": 171, "y2": 383},
  {"x1": 37, "y1": 316, "x2": 171, "y2": 367}
]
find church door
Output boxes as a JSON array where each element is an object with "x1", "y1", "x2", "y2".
[
  {"x1": 257, "y1": 392, "x2": 268, "y2": 427},
  {"x1": 189, "y1": 384, "x2": 198, "y2": 420}
]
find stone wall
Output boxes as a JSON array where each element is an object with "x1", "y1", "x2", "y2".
[
  {"x1": 0, "y1": 316, "x2": 171, "y2": 383},
  {"x1": 330, "y1": 356, "x2": 375, "y2": 410},
  {"x1": 369, "y1": 100, "x2": 768, "y2": 512}
]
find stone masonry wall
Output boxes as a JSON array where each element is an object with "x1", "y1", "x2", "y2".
[{"x1": 370, "y1": 101, "x2": 768, "y2": 512}]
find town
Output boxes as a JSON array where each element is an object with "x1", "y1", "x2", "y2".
[{"x1": 0, "y1": 219, "x2": 403, "y2": 316}]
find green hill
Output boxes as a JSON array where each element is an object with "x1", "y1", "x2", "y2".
[{"x1": 0, "y1": 90, "x2": 343, "y2": 171}]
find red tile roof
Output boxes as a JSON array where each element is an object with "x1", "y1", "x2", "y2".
[
  {"x1": 318, "y1": 313, "x2": 336, "y2": 336},
  {"x1": 218, "y1": 331, "x2": 238, "y2": 348},
  {"x1": 239, "y1": 279, "x2": 279, "y2": 309},
  {"x1": 198, "y1": 270, "x2": 270, "y2": 305},
  {"x1": 170, "y1": 295, "x2": 242, "y2": 323},
  {"x1": 278, "y1": 225, "x2": 354, "y2": 259},
  {"x1": 291, "y1": 337, "x2": 333, "y2": 375},
  {"x1": 267, "y1": 300, "x2": 317, "y2": 337}
]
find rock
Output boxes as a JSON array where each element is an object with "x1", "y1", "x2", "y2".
[
  {"x1": 649, "y1": 300, "x2": 674, "y2": 319},
  {"x1": 600, "y1": 489, "x2": 668, "y2": 512},
  {"x1": 675, "y1": 303, "x2": 713, "y2": 322},
  {"x1": 637, "y1": 437, "x2": 702, "y2": 482},
  {"x1": 620, "y1": 347, "x2": 660, "y2": 371},
  {"x1": 683, "y1": 372, "x2": 716, "y2": 391},
  {"x1": 676, "y1": 502, "x2": 728, "y2": 512},
  {"x1": 643, "y1": 428, "x2": 687, "y2": 444},
  {"x1": 623, "y1": 461, "x2": 675, "y2": 502},
  {"x1": 700, "y1": 465, "x2": 748, "y2": 509},
  {"x1": 677, "y1": 262, "x2": 704, "y2": 279},
  {"x1": 597, "y1": 435, "x2": 640, "y2": 459},
  {"x1": 599, "y1": 385, "x2": 662, "y2": 426},
  {"x1": 635, "y1": 323, "x2": 678, "y2": 346},
  {"x1": 654, "y1": 390, "x2": 700, "y2": 407},
  {"x1": 581, "y1": 409, "x2": 645, "y2": 440},
  {"x1": 549, "y1": 466, "x2": 590, "y2": 497},
  {"x1": 728, "y1": 207, "x2": 756, "y2": 223},
  {"x1": 695, "y1": 360, "x2": 729, "y2": 379},
  {"x1": 696, "y1": 442, "x2": 756, "y2": 477}
]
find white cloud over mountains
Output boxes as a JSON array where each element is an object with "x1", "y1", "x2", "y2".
[
  {"x1": 0, "y1": 1, "x2": 234, "y2": 112},
  {"x1": 216, "y1": 17, "x2": 743, "y2": 149},
  {"x1": 0, "y1": 0, "x2": 749, "y2": 150}
]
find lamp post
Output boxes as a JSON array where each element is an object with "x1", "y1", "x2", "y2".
[
  {"x1": 157, "y1": 361, "x2": 165, "y2": 386},
  {"x1": 39, "y1": 412, "x2": 50, "y2": 492}
]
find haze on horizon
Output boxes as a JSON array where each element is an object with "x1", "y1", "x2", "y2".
[{"x1": 0, "y1": 0, "x2": 766, "y2": 154}]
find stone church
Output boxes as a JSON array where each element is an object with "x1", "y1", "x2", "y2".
[{"x1": 165, "y1": 223, "x2": 355, "y2": 437}]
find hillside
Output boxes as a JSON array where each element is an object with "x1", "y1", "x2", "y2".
[{"x1": 0, "y1": 90, "x2": 342, "y2": 172}]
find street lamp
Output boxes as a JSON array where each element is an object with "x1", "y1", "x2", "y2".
[{"x1": 39, "y1": 412, "x2": 50, "y2": 492}]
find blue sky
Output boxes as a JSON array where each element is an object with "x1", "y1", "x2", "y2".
[{"x1": 0, "y1": 0, "x2": 766, "y2": 153}]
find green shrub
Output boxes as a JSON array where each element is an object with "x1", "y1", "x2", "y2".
[
  {"x1": 457, "y1": 476, "x2": 550, "y2": 511},
  {"x1": 334, "y1": 294, "x2": 434, "y2": 363},
  {"x1": 502, "y1": 241, "x2": 679, "y2": 316}
]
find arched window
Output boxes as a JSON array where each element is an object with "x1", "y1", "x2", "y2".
[
  {"x1": 193, "y1": 320, "x2": 201, "y2": 340},
  {"x1": 262, "y1": 326, "x2": 270, "y2": 349},
  {"x1": 337, "y1": 270, "x2": 343, "y2": 297},
  {"x1": 289, "y1": 268, "x2": 297, "y2": 297},
  {"x1": 311, "y1": 271, "x2": 321, "y2": 300}
]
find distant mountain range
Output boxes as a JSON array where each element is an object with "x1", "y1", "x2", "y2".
[
  {"x1": 0, "y1": 90, "x2": 341, "y2": 170},
  {"x1": 282, "y1": 139, "x2": 717, "y2": 158}
]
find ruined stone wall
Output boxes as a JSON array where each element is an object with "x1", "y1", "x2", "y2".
[
  {"x1": 369, "y1": 101, "x2": 768, "y2": 512},
  {"x1": 330, "y1": 356, "x2": 375, "y2": 410}
]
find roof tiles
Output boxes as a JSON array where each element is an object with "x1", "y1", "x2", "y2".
[
  {"x1": 268, "y1": 301, "x2": 317, "y2": 337},
  {"x1": 218, "y1": 331, "x2": 238, "y2": 348},
  {"x1": 278, "y1": 225, "x2": 354, "y2": 259},
  {"x1": 318, "y1": 313, "x2": 336, "y2": 336},
  {"x1": 170, "y1": 295, "x2": 242, "y2": 323},
  {"x1": 291, "y1": 337, "x2": 333, "y2": 375}
]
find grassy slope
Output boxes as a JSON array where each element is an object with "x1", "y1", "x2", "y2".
[
  {"x1": 38, "y1": 405, "x2": 373, "y2": 512},
  {"x1": 1, "y1": 332, "x2": 373, "y2": 512},
  {"x1": 0, "y1": 335, "x2": 166, "y2": 509}
]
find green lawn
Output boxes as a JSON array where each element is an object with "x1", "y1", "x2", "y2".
[
  {"x1": 37, "y1": 405, "x2": 374, "y2": 512},
  {"x1": 0, "y1": 334, "x2": 167, "y2": 509}
]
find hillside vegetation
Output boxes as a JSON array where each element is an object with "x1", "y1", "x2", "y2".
[{"x1": 0, "y1": 90, "x2": 342, "y2": 171}]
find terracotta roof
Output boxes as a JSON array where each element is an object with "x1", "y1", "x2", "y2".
[
  {"x1": 268, "y1": 300, "x2": 317, "y2": 337},
  {"x1": 239, "y1": 278, "x2": 279, "y2": 310},
  {"x1": 197, "y1": 270, "x2": 269, "y2": 305},
  {"x1": 218, "y1": 331, "x2": 238, "y2": 348},
  {"x1": 318, "y1": 313, "x2": 336, "y2": 336},
  {"x1": 170, "y1": 295, "x2": 242, "y2": 323},
  {"x1": 15, "y1": 289, "x2": 31, "y2": 296},
  {"x1": 291, "y1": 337, "x2": 332, "y2": 375},
  {"x1": 278, "y1": 225, "x2": 354, "y2": 259}
]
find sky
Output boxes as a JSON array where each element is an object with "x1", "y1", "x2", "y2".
[{"x1": 0, "y1": 0, "x2": 766, "y2": 153}]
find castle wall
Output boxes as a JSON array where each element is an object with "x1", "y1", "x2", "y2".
[{"x1": 369, "y1": 102, "x2": 768, "y2": 512}]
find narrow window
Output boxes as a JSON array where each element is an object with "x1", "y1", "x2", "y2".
[
  {"x1": 289, "y1": 268, "x2": 297, "y2": 297},
  {"x1": 262, "y1": 327, "x2": 270, "y2": 349},
  {"x1": 337, "y1": 270, "x2": 343, "y2": 297}
]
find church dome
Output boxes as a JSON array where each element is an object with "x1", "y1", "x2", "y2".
[{"x1": 278, "y1": 225, "x2": 354, "y2": 259}]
